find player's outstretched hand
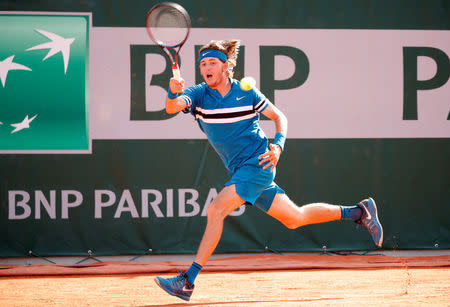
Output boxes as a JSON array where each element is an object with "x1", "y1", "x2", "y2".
[
  {"x1": 169, "y1": 77, "x2": 185, "y2": 94},
  {"x1": 258, "y1": 143, "x2": 281, "y2": 172}
]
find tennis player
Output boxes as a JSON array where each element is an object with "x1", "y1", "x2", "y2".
[{"x1": 154, "y1": 39, "x2": 383, "y2": 301}]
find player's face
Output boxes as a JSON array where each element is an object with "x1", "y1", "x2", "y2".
[{"x1": 199, "y1": 57, "x2": 227, "y2": 88}]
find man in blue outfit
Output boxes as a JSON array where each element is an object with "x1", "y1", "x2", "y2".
[{"x1": 154, "y1": 39, "x2": 383, "y2": 301}]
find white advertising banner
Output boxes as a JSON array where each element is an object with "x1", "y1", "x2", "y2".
[{"x1": 91, "y1": 27, "x2": 449, "y2": 139}]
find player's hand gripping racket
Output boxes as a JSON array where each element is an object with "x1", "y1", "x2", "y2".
[{"x1": 145, "y1": 2, "x2": 191, "y2": 81}]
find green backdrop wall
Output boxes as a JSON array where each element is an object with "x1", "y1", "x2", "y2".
[{"x1": 0, "y1": 0, "x2": 449, "y2": 257}]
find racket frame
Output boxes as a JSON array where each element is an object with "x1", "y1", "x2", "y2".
[{"x1": 145, "y1": 2, "x2": 191, "y2": 81}]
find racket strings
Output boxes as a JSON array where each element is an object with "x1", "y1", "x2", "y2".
[{"x1": 148, "y1": 6, "x2": 189, "y2": 47}]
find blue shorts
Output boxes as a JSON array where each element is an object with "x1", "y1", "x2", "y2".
[{"x1": 224, "y1": 157, "x2": 285, "y2": 212}]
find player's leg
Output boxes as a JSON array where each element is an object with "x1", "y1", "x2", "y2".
[
  {"x1": 266, "y1": 193, "x2": 343, "y2": 229},
  {"x1": 194, "y1": 184, "x2": 245, "y2": 265},
  {"x1": 266, "y1": 193, "x2": 383, "y2": 247},
  {"x1": 154, "y1": 184, "x2": 245, "y2": 301}
]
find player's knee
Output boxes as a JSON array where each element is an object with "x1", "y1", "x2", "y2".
[
  {"x1": 206, "y1": 204, "x2": 226, "y2": 221},
  {"x1": 283, "y1": 219, "x2": 302, "y2": 229},
  {"x1": 281, "y1": 209, "x2": 305, "y2": 229}
]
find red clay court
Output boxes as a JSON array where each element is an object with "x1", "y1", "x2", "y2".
[{"x1": 1, "y1": 252, "x2": 449, "y2": 306}]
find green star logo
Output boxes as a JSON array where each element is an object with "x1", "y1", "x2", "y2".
[{"x1": 0, "y1": 13, "x2": 90, "y2": 152}]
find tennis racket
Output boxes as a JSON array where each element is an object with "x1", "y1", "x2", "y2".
[{"x1": 145, "y1": 2, "x2": 191, "y2": 81}]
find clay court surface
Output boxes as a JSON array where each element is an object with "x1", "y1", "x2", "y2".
[{"x1": 0, "y1": 254, "x2": 449, "y2": 306}]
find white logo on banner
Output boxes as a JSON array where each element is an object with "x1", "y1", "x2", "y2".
[
  {"x1": 0, "y1": 13, "x2": 90, "y2": 153},
  {"x1": 7, "y1": 188, "x2": 245, "y2": 220},
  {"x1": 0, "y1": 55, "x2": 32, "y2": 87},
  {"x1": 26, "y1": 29, "x2": 75, "y2": 74}
]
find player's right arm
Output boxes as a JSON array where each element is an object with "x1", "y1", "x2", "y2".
[{"x1": 166, "y1": 77, "x2": 188, "y2": 114}]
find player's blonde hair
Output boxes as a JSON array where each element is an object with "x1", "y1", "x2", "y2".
[{"x1": 199, "y1": 39, "x2": 240, "y2": 77}]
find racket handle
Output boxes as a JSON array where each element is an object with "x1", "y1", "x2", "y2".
[{"x1": 172, "y1": 64, "x2": 181, "y2": 81}]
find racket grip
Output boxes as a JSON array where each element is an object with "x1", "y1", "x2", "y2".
[{"x1": 172, "y1": 64, "x2": 181, "y2": 81}]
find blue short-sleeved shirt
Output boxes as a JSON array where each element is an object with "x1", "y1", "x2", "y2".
[
  {"x1": 179, "y1": 78, "x2": 284, "y2": 211},
  {"x1": 180, "y1": 79, "x2": 269, "y2": 174}
]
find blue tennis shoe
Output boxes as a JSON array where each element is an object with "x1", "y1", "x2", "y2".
[
  {"x1": 154, "y1": 269, "x2": 194, "y2": 301},
  {"x1": 356, "y1": 197, "x2": 383, "y2": 247}
]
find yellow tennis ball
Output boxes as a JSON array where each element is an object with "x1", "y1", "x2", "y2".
[{"x1": 240, "y1": 76, "x2": 256, "y2": 91}]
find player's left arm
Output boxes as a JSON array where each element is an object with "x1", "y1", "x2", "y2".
[{"x1": 258, "y1": 101, "x2": 288, "y2": 171}]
